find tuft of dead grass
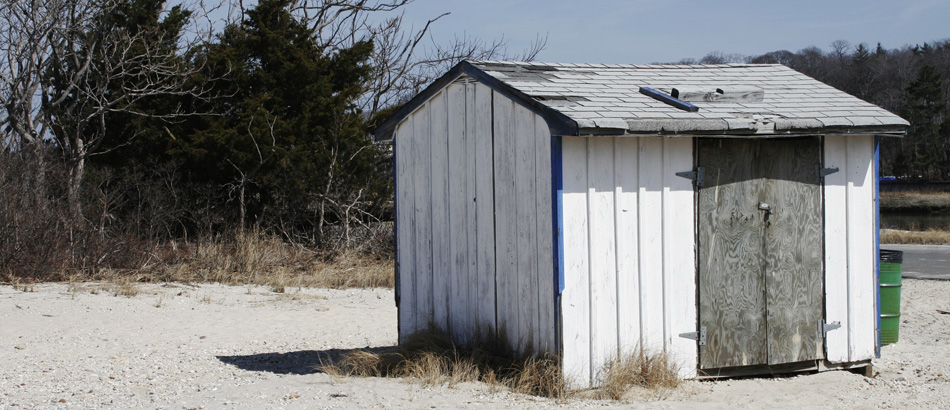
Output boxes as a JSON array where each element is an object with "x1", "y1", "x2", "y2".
[
  {"x1": 881, "y1": 228, "x2": 950, "y2": 245},
  {"x1": 321, "y1": 326, "x2": 681, "y2": 401},
  {"x1": 594, "y1": 349, "x2": 681, "y2": 400},
  {"x1": 319, "y1": 325, "x2": 570, "y2": 399}
]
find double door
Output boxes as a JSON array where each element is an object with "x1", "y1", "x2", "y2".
[{"x1": 697, "y1": 137, "x2": 824, "y2": 369}]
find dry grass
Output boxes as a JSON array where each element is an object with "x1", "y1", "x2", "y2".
[
  {"x1": 321, "y1": 326, "x2": 682, "y2": 401},
  {"x1": 4, "y1": 229, "x2": 395, "y2": 291},
  {"x1": 881, "y1": 228, "x2": 950, "y2": 245},
  {"x1": 145, "y1": 230, "x2": 394, "y2": 289},
  {"x1": 594, "y1": 349, "x2": 681, "y2": 400},
  {"x1": 879, "y1": 190, "x2": 950, "y2": 245},
  {"x1": 880, "y1": 191, "x2": 950, "y2": 212},
  {"x1": 320, "y1": 325, "x2": 570, "y2": 399},
  {"x1": 2, "y1": 222, "x2": 395, "y2": 292}
]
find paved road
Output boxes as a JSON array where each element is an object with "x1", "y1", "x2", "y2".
[{"x1": 880, "y1": 244, "x2": 950, "y2": 280}]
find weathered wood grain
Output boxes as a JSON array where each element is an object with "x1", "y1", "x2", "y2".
[
  {"x1": 446, "y1": 83, "x2": 468, "y2": 341},
  {"x1": 614, "y1": 138, "x2": 641, "y2": 353},
  {"x1": 394, "y1": 116, "x2": 417, "y2": 338},
  {"x1": 515, "y1": 104, "x2": 539, "y2": 353},
  {"x1": 430, "y1": 91, "x2": 451, "y2": 332},
  {"x1": 587, "y1": 137, "x2": 618, "y2": 382},
  {"x1": 473, "y1": 84, "x2": 496, "y2": 332},
  {"x1": 698, "y1": 138, "x2": 768, "y2": 369},
  {"x1": 413, "y1": 102, "x2": 433, "y2": 331},
  {"x1": 559, "y1": 136, "x2": 698, "y2": 386},
  {"x1": 662, "y1": 137, "x2": 697, "y2": 378},
  {"x1": 698, "y1": 138, "x2": 825, "y2": 369},
  {"x1": 561, "y1": 136, "x2": 592, "y2": 386},
  {"x1": 534, "y1": 115, "x2": 555, "y2": 353},
  {"x1": 846, "y1": 135, "x2": 876, "y2": 361},
  {"x1": 394, "y1": 81, "x2": 556, "y2": 359},
  {"x1": 462, "y1": 81, "x2": 479, "y2": 343},
  {"x1": 823, "y1": 134, "x2": 850, "y2": 363},
  {"x1": 638, "y1": 137, "x2": 666, "y2": 352},
  {"x1": 492, "y1": 96, "x2": 517, "y2": 349},
  {"x1": 762, "y1": 137, "x2": 823, "y2": 365}
]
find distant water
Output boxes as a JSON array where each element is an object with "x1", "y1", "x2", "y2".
[{"x1": 881, "y1": 213, "x2": 950, "y2": 231}]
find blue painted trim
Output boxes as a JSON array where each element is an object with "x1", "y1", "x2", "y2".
[
  {"x1": 552, "y1": 135, "x2": 565, "y2": 295},
  {"x1": 874, "y1": 137, "x2": 882, "y2": 357}
]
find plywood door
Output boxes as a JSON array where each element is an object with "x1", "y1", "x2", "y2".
[{"x1": 698, "y1": 138, "x2": 823, "y2": 369}]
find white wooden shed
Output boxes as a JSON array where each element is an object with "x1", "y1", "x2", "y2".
[{"x1": 374, "y1": 61, "x2": 909, "y2": 386}]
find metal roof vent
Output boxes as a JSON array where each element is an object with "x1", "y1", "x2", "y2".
[
  {"x1": 639, "y1": 87, "x2": 699, "y2": 112},
  {"x1": 671, "y1": 87, "x2": 765, "y2": 103}
]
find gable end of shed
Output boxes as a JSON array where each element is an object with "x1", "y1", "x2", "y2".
[{"x1": 374, "y1": 61, "x2": 579, "y2": 142}]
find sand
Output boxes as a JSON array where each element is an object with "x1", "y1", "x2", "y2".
[{"x1": 2, "y1": 279, "x2": 949, "y2": 409}]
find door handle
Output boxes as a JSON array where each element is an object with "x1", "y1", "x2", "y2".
[{"x1": 758, "y1": 202, "x2": 773, "y2": 226}]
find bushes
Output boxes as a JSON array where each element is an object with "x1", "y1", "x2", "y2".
[{"x1": 0, "y1": 149, "x2": 393, "y2": 286}]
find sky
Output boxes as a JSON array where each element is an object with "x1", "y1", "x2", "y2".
[{"x1": 392, "y1": 0, "x2": 950, "y2": 64}]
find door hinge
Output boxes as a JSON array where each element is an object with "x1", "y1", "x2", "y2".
[
  {"x1": 817, "y1": 166, "x2": 840, "y2": 179},
  {"x1": 679, "y1": 326, "x2": 707, "y2": 346},
  {"x1": 676, "y1": 167, "x2": 705, "y2": 187},
  {"x1": 819, "y1": 319, "x2": 841, "y2": 337}
]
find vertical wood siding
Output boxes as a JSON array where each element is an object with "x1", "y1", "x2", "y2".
[
  {"x1": 561, "y1": 136, "x2": 697, "y2": 387},
  {"x1": 824, "y1": 134, "x2": 877, "y2": 363},
  {"x1": 394, "y1": 115, "x2": 415, "y2": 339},
  {"x1": 492, "y1": 95, "x2": 556, "y2": 353},
  {"x1": 393, "y1": 79, "x2": 556, "y2": 354}
]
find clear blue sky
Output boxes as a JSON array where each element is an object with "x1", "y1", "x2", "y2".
[{"x1": 394, "y1": 0, "x2": 950, "y2": 63}]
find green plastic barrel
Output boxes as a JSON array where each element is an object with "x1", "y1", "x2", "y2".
[{"x1": 879, "y1": 249, "x2": 903, "y2": 345}]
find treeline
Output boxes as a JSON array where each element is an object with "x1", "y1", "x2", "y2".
[
  {"x1": 0, "y1": 0, "x2": 540, "y2": 280},
  {"x1": 680, "y1": 40, "x2": 950, "y2": 181}
]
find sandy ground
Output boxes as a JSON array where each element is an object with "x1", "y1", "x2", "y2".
[{"x1": 2, "y1": 279, "x2": 949, "y2": 409}]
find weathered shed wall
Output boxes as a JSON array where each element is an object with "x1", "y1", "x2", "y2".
[
  {"x1": 393, "y1": 78, "x2": 556, "y2": 354},
  {"x1": 559, "y1": 136, "x2": 697, "y2": 386},
  {"x1": 823, "y1": 134, "x2": 878, "y2": 363}
]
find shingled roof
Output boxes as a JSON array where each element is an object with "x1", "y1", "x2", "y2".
[{"x1": 374, "y1": 60, "x2": 908, "y2": 140}]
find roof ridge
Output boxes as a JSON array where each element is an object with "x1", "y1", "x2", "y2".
[{"x1": 468, "y1": 60, "x2": 786, "y2": 69}]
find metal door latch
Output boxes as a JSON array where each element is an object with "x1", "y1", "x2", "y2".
[
  {"x1": 679, "y1": 326, "x2": 707, "y2": 346},
  {"x1": 758, "y1": 202, "x2": 772, "y2": 214}
]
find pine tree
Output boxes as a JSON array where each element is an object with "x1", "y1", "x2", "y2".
[
  {"x1": 173, "y1": 0, "x2": 387, "y2": 238},
  {"x1": 902, "y1": 65, "x2": 949, "y2": 179}
]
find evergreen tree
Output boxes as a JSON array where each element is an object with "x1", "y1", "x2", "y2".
[
  {"x1": 902, "y1": 65, "x2": 949, "y2": 179},
  {"x1": 174, "y1": 0, "x2": 387, "y2": 239},
  {"x1": 850, "y1": 43, "x2": 872, "y2": 99},
  {"x1": 92, "y1": 0, "x2": 193, "y2": 169}
]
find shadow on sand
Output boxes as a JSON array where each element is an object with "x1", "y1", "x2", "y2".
[{"x1": 216, "y1": 346, "x2": 395, "y2": 375}]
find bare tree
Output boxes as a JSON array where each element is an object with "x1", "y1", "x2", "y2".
[
  {"x1": 225, "y1": 0, "x2": 546, "y2": 117},
  {"x1": 0, "y1": 0, "x2": 98, "y2": 213},
  {"x1": 0, "y1": 0, "x2": 218, "y2": 220},
  {"x1": 218, "y1": 0, "x2": 546, "y2": 243},
  {"x1": 0, "y1": 0, "x2": 72, "y2": 151}
]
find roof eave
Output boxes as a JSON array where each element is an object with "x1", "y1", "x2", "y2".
[{"x1": 575, "y1": 126, "x2": 908, "y2": 138}]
